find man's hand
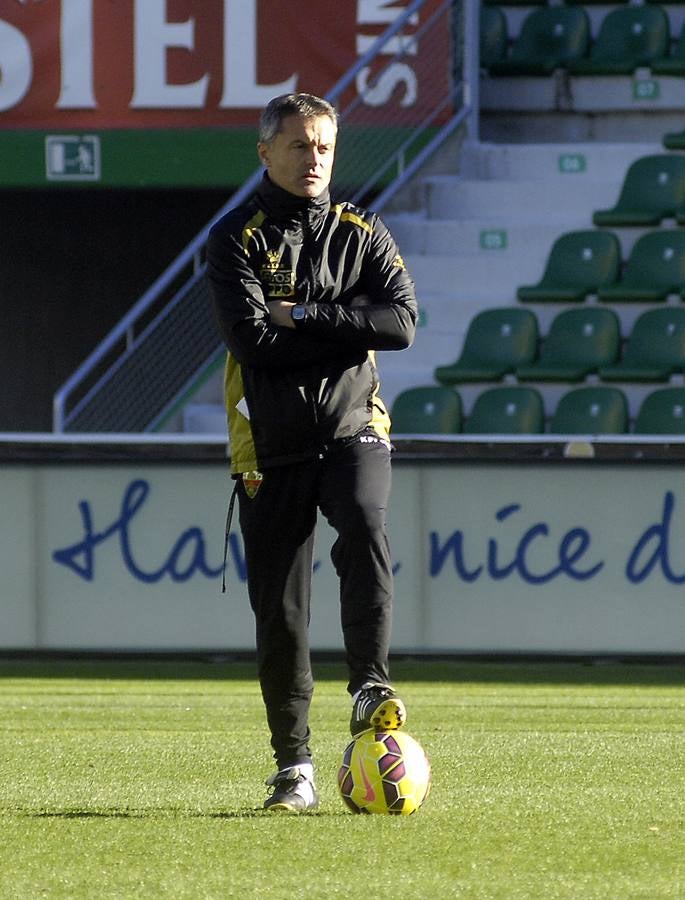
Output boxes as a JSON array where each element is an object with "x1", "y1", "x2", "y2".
[{"x1": 267, "y1": 300, "x2": 296, "y2": 329}]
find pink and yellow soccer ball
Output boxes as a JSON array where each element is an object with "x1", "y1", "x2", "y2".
[{"x1": 337, "y1": 730, "x2": 431, "y2": 815}]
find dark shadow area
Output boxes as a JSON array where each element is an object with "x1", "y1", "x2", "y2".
[
  {"x1": 0, "y1": 188, "x2": 228, "y2": 431},
  {"x1": 0, "y1": 654, "x2": 684, "y2": 687},
  {"x1": 19, "y1": 807, "x2": 329, "y2": 820},
  {"x1": 23, "y1": 810, "x2": 146, "y2": 820}
]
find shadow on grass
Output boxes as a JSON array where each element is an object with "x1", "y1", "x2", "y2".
[
  {"x1": 0, "y1": 655, "x2": 684, "y2": 686},
  {"x1": 19, "y1": 807, "x2": 333, "y2": 820},
  {"x1": 24, "y1": 811, "x2": 147, "y2": 820}
]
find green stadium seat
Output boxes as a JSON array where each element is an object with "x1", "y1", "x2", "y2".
[
  {"x1": 517, "y1": 230, "x2": 621, "y2": 303},
  {"x1": 464, "y1": 386, "x2": 544, "y2": 434},
  {"x1": 634, "y1": 387, "x2": 685, "y2": 434},
  {"x1": 592, "y1": 155, "x2": 685, "y2": 227},
  {"x1": 565, "y1": 0, "x2": 630, "y2": 5},
  {"x1": 599, "y1": 308, "x2": 685, "y2": 382},
  {"x1": 482, "y1": 0, "x2": 545, "y2": 6},
  {"x1": 663, "y1": 129, "x2": 685, "y2": 152},
  {"x1": 434, "y1": 307, "x2": 538, "y2": 385},
  {"x1": 488, "y1": 6, "x2": 590, "y2": 76},
  {"x1": 568, "y1": 6, "x2": 669, "y2": 75},
  {"x1": 549, "y1": 386, "x2": 628, "y2": 435},
  {"x1": 481, "y1": 6, "x2": 509, "y2": 69},
  {"x1": 597, "y1": 230, "x2": 685, "y2": 304},
  {"x1": 390, "y1": 386, "x2": 462, "y2": 434},
  {"x1": 516, "y1": 308, "x2": 620, "y2": 382},
  {"x1": 651, "y1": 23, "x2": 685, "y2": 76}
]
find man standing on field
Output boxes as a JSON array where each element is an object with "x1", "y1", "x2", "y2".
[{"x1": 207, "y1": 92, "x2": 417, "y2": 812}]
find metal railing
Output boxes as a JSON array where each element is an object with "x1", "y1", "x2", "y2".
[{"x1": 53, "y1": 0, "x2": 477, "y2": 433}]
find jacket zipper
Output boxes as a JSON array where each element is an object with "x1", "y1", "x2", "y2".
[{"x1": 298, "y1": 215, "x2": 322, "y2": 449}]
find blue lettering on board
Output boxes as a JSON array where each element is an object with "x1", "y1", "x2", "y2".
[
  {"x1": 430, "y1": 501, "x2": 604, "y2": 584},
  {"x1": 52, "y1": 479, "x2": 242, "y2": 584},
  {"x1": 52, "y1": 478, "x2": 397, "y2": 586},
  {"x1": 52, "y1": 481, "x2": 685, "y2": 590},
  {"x1": 626, "y1": 490, "x2": 685, "y2": 584}
]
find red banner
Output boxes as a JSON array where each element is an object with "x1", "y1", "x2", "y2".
[{"x1": 0, "y1": 0, "x2": 448, "y2": 129}]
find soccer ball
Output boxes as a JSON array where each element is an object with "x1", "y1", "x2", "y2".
[{"x1": 337, "y1": 730, "x2": 431, "y2": 815}]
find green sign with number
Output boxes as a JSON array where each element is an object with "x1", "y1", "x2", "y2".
[
  {"x1": 632, "y1": 80, "x2": 660, "y2": 100},
  {"x1": 480, "y1": 229, "x2": 507, "y2": 250},
  {"x1": 558, "y1": 153, "x2": 586, "y2": 174}
]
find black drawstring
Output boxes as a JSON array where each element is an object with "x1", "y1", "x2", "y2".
[{"x1": 222, "y1": 480, "x2": 239, "y2": 593}]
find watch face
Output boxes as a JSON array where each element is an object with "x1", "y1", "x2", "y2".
[{"x1": 292, "y1": 305, "x2": 306, "y2": 321}]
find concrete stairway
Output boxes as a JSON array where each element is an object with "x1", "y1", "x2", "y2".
[{"x1": 376, "y1": 139, "x2": 662, "y2": 411}]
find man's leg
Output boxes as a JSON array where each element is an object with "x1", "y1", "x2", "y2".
[
  {"x1": 237, "y1": 463, "x2": 318, "y2": 769},
  {"x1": 318, "y1": 434, "x2": 394, "y2": 696}
]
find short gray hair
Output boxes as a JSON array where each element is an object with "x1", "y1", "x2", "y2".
[{"x1": 258, "y1": 93, "x2": 338, "y2": 144}]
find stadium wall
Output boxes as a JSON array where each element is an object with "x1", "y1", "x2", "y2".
[{"x1": 1, "y1": 438, "x2": 684, "y2": 656}]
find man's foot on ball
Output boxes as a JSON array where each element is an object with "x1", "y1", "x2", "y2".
[
  {"x1": 263, "y1": 765, "x2": 319, "y2": 812},
  {"x1": 350, "y1": 682, "x2": 407, "y2": 737}
]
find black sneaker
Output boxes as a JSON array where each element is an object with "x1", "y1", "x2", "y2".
[
  {"x1": 350, "y1": 682, "x2": 407, "y2": 737},
  {"x1": 263, "y1": 766, "x2": 319, "y2": 812}
]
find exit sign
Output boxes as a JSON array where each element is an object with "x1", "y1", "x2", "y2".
[{"x1": 45, "y1": 135, "x2": 101, "y2": 182}]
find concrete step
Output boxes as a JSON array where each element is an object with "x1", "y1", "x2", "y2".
[
  {"x1": 480, "y1": 108, "x2": 683, "y2": 144},
  {"x1": 481, "y1": 73, "x2": 685, "y2": 115},
  {"x1": 392, "y1": 216, "x2": 593, "y2": 261},
  {"x1": 182, "y1": 402, "x2": 227, "y2": 435},
  {"x1": 392, "y1": 216, "x2": 657, "y2": 275},
  {"x1": 406, "y1": 251, "x2": 543, "y2": 297},
  {"x1": 422, "y1": 175, "x2": 620, "y2": 222},
  {"x1": 459, "y1": 141, "x2": 662, "y2": 182}
]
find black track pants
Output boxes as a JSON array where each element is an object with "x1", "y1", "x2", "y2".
[{"x1": 236, "y1": 432, "x2": 394, "y2": 768}]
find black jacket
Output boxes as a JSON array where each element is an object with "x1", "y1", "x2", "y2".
[{"x1": 206, "y1": 174, "x2": 417, "y2": 474}]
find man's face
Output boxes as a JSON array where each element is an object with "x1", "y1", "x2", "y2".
[{"x1": 258, "y1": 113, "x2": 337, "y2": 198}]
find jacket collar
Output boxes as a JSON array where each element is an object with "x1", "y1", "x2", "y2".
[{"x1": 255, "y1": 173, "x2": 330, "y2": 226}]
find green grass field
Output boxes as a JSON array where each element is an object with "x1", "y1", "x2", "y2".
[{"x1": 0, "y1": 659, "x2": 683, "y2": 899}]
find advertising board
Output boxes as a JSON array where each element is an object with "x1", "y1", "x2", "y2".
[{"x1": 2, "y1": 459, "x2": 684, "y2": 653}]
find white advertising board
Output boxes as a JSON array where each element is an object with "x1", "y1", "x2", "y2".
[{"x1": 1, "y1": 460, "x2": 684, "y2": 653}]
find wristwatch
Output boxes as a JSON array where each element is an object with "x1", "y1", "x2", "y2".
[{"x1": 291, "y1": 304, "x2": 307, "y2": 323}]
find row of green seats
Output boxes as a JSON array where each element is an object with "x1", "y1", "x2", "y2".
[
  {"x1": 520, "y1": 228, "x2": 685, "y2": 304},
  {"x1": 508, "y1": 155, "x2": 685, "y2": 301},
  {"x1": 484, "y1": 0, "x2": 685, "y2": 6},
  {"x1": 391, "y1": 384, "x2": 685, "y2": 436},
  {"x1": 434, "y1": 307, "x2": 685, "y2": 384},
  {"x1": 482, "y1": 4, "x2": 685, "y2": 75}
]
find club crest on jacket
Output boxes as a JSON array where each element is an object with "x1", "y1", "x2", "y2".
[
  {"x1": 261, "y1": 250, "x2": 295, "y2": 298},
  {"x1": 242, "y1": 470, "x2": 264, "y2": 498}
]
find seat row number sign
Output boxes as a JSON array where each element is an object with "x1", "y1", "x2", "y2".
[
  {"x1": 558, "y1": 153, "x2": 586, "y2": 174},
  {"x1": 480, "y1": 229, "x2": 507, "y2": 250},
  {"x1": 633, "y1": 79, "x2": 660, "y2": 100}
]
